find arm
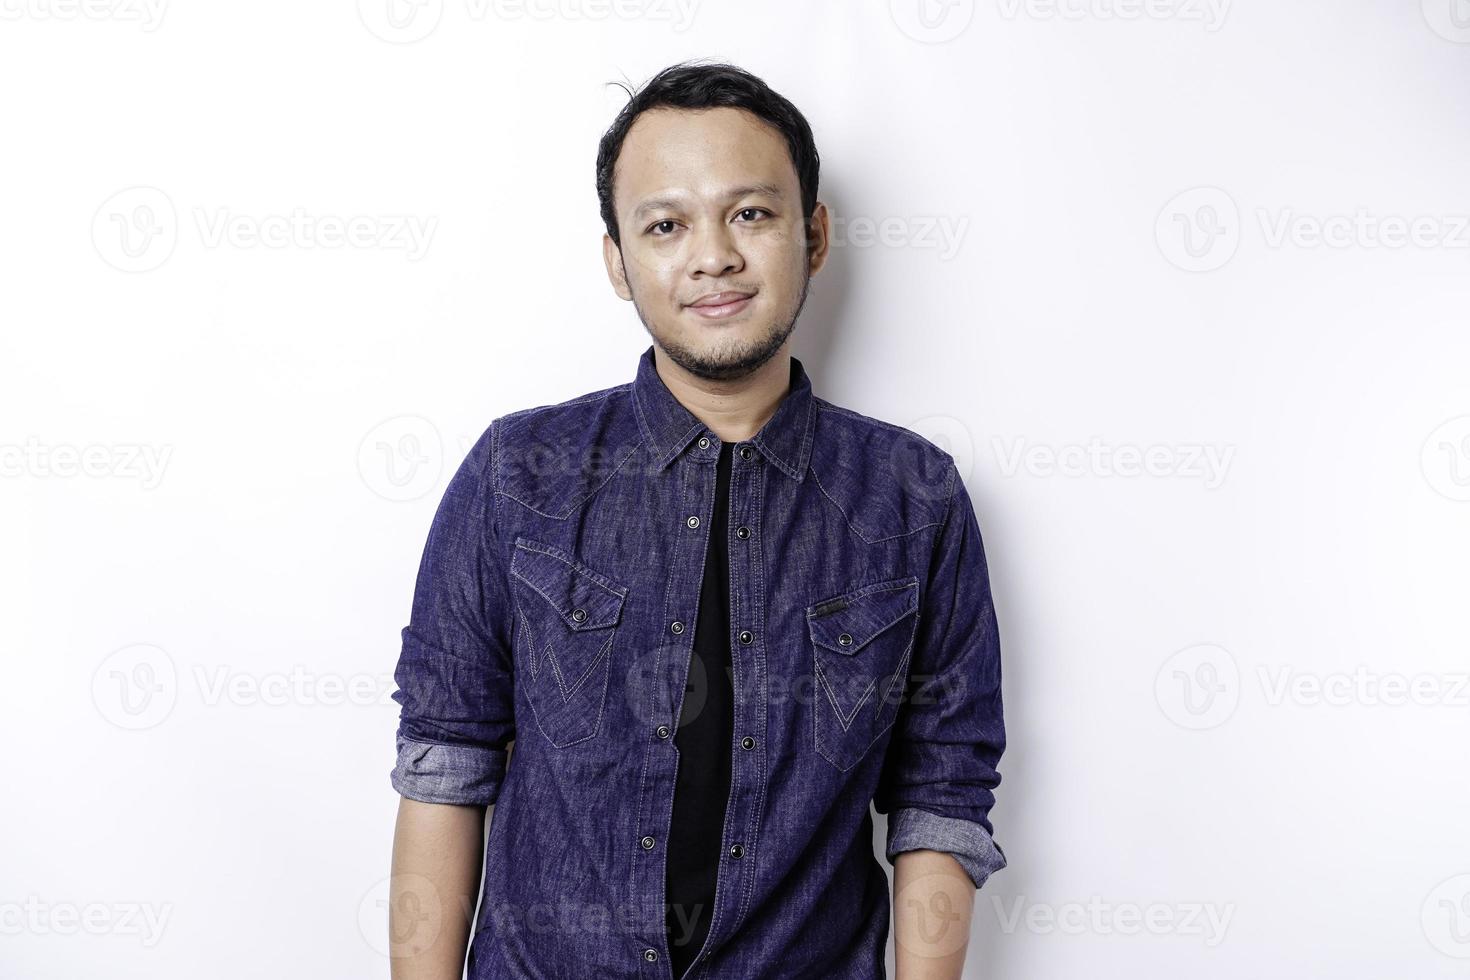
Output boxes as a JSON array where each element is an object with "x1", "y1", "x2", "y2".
[
  {"x1": 387, "y1": 420, "x2": 517, "y2": 976},
  {"x1": 389, "y1": 797, "x2": 485, "y2": 978},
  {"x1": 893, "y1": 849, "x2": 976, "y2": 979},
  {"x1": 875, "y1": 459, "x2": 1008, "y2": 976}
]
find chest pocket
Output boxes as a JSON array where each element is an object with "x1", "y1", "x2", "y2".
[
  {"x1": 807, "y1": 575, "x2": 920, "y2": 772},
  {"x1": 509, "y1": 537, "x2": 628, "y2": 749}
]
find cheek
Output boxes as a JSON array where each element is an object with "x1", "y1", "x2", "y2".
[
  {"x1": 623, "y1": 248, "x2": 683, "y2": 296},
  {"x1": 625, "y1": 246, "x2": 684, "y2": 287},
  {"x1": 747, "y1": 235, "x2": 806, "y2": 290}
]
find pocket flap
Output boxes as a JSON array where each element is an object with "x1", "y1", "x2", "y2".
[
  {"x1": 806, "y1": 576, "x2": 919, "y2": 655},
  {"x1": 510, "y1": 537, "x2": 627, "y2": 631}
]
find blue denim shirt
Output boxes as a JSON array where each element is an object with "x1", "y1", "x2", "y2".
[{"x1": 391, "y1": 344, "x2": 1007, "y2": 979}]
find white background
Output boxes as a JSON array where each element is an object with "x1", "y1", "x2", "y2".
[{"x1": 4, "y1": 1, "x2": 1470, "y2": 977}]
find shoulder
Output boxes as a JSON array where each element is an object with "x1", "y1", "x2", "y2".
[
  {"x1": 482, "y1": 379, "x2": 642, "y2": 518},
  {"x1": 807, "y1": 395, "x2": 960, "y2": 541}
]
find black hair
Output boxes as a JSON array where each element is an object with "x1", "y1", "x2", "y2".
[{"x1": 595, "y1": 60, "x2": 820, "y2": 249}]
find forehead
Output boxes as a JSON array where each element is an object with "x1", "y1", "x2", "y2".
[{"x1": 614, "y1": 106, "x2": 798, "y2": 208}]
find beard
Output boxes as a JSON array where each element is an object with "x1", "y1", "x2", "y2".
[{"x1": 629, "y1": 267, "x2": 811, "y2": 383}]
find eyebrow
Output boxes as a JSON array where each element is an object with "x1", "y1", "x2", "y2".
[{"x1": 631, "y1": 183, "x2": 786, "y2": 222}]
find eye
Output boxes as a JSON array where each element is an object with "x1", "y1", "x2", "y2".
[
  {"x1": 734, "y1": 208, "x2": 770, "y2": 222},
  {"x1": 647, "y1": 219, "x2": 679, "y2": 237}
]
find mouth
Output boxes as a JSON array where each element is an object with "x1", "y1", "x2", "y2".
[{"x1": 685, "y1": 291, "x2": 755, "y2": 320}]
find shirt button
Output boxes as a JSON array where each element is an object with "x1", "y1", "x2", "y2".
[
  {"x1": 735, "y1": 525, "x2": 750, "y2": 539},
  {"x1": 643, "y1": 948, "x2": 659, "y2": 962},
  {"x1": 641, "y1": 835, "x2": 656, "y2": 850},
  {"x1": 740, "y1": 735, "x2": 755, "y2": 750},
  {"x1": 738, "y1": 630, "x2": 753, "y2": 645},
  {"x1": 739, "y1": 445, "x2": 754, "y2": 461},
  {"x1": 686, "y1": 515, "x2": 700, "y2": 528},
  {"x1": 838, "y1": 632, "x2": 853, "y2": 646},
  {"x1": 729, "y1": 843, "x2": 744, "y2": 858},
  {"x1": 697, "y1": 436, "x2": 710, "y2": 449},
  {"x1": 657, "y1": 725, "x2": 671, "y2": 739},
  {"x1": 671, "y1": 621, "x2": 685, "y2": 635},
  {"x1": 571, "y1": 608, "x2": 587, "y2": 624}
]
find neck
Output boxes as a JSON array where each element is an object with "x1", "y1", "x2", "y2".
[{"x1": 652, "y1": 344, "x2": 792, "y2": 444}]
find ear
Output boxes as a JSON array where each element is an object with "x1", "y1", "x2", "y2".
[
  {"x1": 804, "y1": 201, "x2": 832, "y2": 276},
  {"x1": 603, "y1": 233, "x2": 632, "y2": 301}
]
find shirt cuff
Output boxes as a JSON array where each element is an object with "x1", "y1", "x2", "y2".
[
  {"x1": 885, "y1": 807, "x2": 1008, "y2": 889},
  {"x1": 391, "y1": 734, "x2": 506, "y2": 806}
]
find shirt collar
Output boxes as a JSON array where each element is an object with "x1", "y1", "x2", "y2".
[{"x1": 631, "y1": 343, "x2": 816, "y2": 481}]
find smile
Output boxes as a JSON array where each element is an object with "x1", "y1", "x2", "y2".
[{"x1": 686, "y1": 293, "x2": 755, "y2": 320}]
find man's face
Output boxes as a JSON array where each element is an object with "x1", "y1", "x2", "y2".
[{"x1": 604, "y1": 106, "x2": 828, "y2": 382}]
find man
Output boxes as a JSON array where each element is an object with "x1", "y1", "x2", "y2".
[{"x1": 388, "y1": 61, "x2": 1007, "y2": 979}]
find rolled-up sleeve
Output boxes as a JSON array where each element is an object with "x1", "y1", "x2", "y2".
[
  {"x1": 389, "y1": 419, "x2": 515, "y2": 807},
  {"x1": 874, "y1": 459, "x2": 1007, "y2": 889}
]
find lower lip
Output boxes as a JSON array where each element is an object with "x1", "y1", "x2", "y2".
[{"x1": 687, "y1": 295, "x2": 753, "y2": 320}]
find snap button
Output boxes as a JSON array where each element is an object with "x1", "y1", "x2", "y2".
[
  {"x1": 641, "y1": 835, "x2": 655, "y2": 850},
  {"x1": 740, "y1": 736, "x2": 755, "y2": 750},
  {"x1": 697, "y1": 436, "x2": 710, "y2": 449},
  {"x1": 571, "y1": 608, "x2": 588, "y2": 624},
  {"x1": 738, "y1": 630, "x2": 753, "y2": 645},
  {"x1": 729, "y1": 843, "x2": 744, "y2": 858},
  {"x1": 838, "y1": 633, "x2": 853, "y2": 646},
  {"x1": 686, "y1": 515, "x2": 700, "y2": 528},
  {"x1": 735, "y1": 525, "x2": 750, "y2": 539},
  {"x1": 643, "y1": 948, "x2": 659, "y2": 962},
  {"x1": 671, "y1": 621, "x2": 685, "y2": 635},
  {"x1": 739, "y1": 445, "x2": 754, "y2": 461},
  {"x1": 657, "y1": 725, "x2": 671, "y2": 739}
]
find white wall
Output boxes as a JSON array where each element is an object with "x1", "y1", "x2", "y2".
[{"x1": 4, "y1": 1, "x2": 1469, "y2": 976}]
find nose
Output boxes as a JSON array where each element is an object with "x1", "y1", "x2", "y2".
[{"x1": 689, "y1": 219, "x2": 743, "y2": 279}]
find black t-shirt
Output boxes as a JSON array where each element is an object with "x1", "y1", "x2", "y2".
[{"x1": 664, "y1": 439, "x2": 735, "y2": 979}]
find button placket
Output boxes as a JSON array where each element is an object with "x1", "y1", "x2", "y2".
[
  {"x1": 634, "y1": 442, "x2": 720, "y2": 953},
  {"x1": 698, "y1": 438, "x2": 766, "y2": 956}
]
